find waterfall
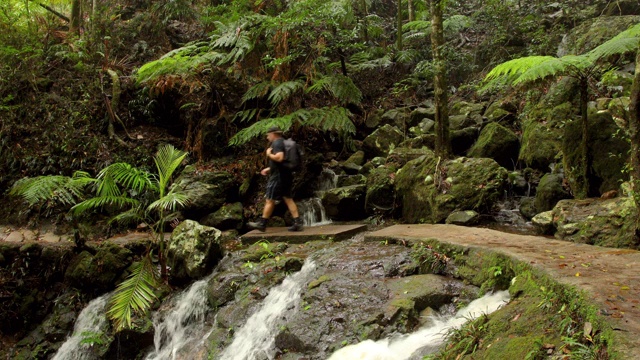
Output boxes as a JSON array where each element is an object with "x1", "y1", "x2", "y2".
[
  {"x1": 52, "y1": 293, "x2": 111, "y2": 360},
  {"x1": 145, "y1": 277, "x2": 211, "y2": 360},
  {"x1": 327, "y1": 290, "x2": 510, "y2": 360},
  {"x1": 218, "y1": 260, "x2": 317, "y2": 360},
  {"x1": 298, "y1": 198, "x2": 332, "y2": 226},
  {"x1": 316, "y1": 168, "x2": 338, "y2": 192}
]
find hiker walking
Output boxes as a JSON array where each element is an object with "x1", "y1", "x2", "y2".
[{"x1": 247, "y1": 126, "x2": 303, "y2": 232}]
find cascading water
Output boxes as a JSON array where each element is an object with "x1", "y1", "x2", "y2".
[
  {"x1": 218, "y1": 260, "x2": 317, "y2": 360},
  {"x1": 299, "y1": 169, "x2": 338, "y2": 226},
  {"x1": 327, "y1": 290, "x2": 510, "y2": 360},
  {"x1": 145, "y1": 276, "x2": 211, "y2": 360},
  {"x1": 52, "y1": 293, "x2": 111, "y2": 360}
]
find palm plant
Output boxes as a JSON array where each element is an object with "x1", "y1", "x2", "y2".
[
  {"x1": 483, "y1": 23, "x2": 640, "y2": 198},
  {"x1": 10, "y1": 144, "x2": 191, "y2": 330}
]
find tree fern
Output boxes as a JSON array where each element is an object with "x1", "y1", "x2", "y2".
[
  {"x1": 588, "y1": 23, "x2": 640, "y2": 61},
  {"x1": 242, "y1": 81, "x2": 272, "y2": 103},
  {"x1": 306, "y1": 75, "x2": 362, "y2": 104},
  {"x1": 107, "y1": 254, "x2": 159, "y2": 331},
  {"x1": 269, "y1": 80, "x2": 304, "y2": 107},
  {"x1": 229, "y1": 106, "x2": 354, "y2": 145}
]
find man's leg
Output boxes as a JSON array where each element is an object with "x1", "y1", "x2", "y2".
[
  {"x1": 263, "y1": 199, "x2": 276, "y2": 218},
  {"x1": 284, "y1": 197, "x2": 303, "y2": 232},
  {"x1": 248, "y1": 179, "x2": 279, "y2": 232}
]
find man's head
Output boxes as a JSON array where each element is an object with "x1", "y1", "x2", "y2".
[{"x1": 266, "y1": 126, "x2": 283, "y2": 142}]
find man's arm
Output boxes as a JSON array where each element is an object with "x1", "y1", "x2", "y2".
[{"x1": 266, "y1": 148, "x2": 285, "y2": 162}]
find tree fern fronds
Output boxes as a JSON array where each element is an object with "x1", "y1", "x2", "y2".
[
  {"x1": 307, "y1": 75, "x2": 362, "y2": 104},
  {"x1": 97, "y1": 163, "x2": 156, "y2": 194},
  {"x1": 269, "y1": 80, "x2": 304, "y2": 106},
  {"x1": 513, "y1": 55, "x2": 592, "y2": 85},
  {"x1": 107, "y1": 254, "x2": 159, "y2": 331},
  {"x1": 402, "y1": 20, "x2": 431, "y2": 33},
  {"x1": 153, "y1": 145, "x2": 188, "y2": 195},
  {"x1": 348, "y1": 55, "x2": 393, "y2": 72},
  {"x1": 484, "y1": 56, "x2": 556, "y2": 82},
  {"x1": 228, "y1": 115, "x2": 297, "y2": 146},
  {"x1": 147, "y1": 191, "x2": 191, "y2": 213},
  {"x1": 10, "y1": 172, "x2": 93, "y2": 207},
  {"x1": 588, "y1": 27, "x2": 640, "y2": 62},
  {"x1": 233, "y1": 109, "x2": 260, "y2": 123},
  {"x1": 397, "y1": 49, "x2": 420, "y2": 64},
  {"x1": 71, "y1": 196, "x2": 140, "y2": 215},
  {"x1": 444, "y1": 14, "x2": 472, "y2": 34},
  {"x1": 242, "y1": 81, "x2": 272, "y2": 103}
]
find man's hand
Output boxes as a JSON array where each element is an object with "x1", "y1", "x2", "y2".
[
  {"x1": 266, "y1": 147, "x2": 273, "y2": 157},
  {"x1": 260, "y1": 168, "x2": 270, "y2": 176}
]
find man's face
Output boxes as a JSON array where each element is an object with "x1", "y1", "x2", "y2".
[{"x1": 267, "y1": 132, "x2": 277, "y2": 142}]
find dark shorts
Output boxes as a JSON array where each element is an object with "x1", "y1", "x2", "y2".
[{"x1": 265, "y1": 172, "x2": 293, "y2": 200}]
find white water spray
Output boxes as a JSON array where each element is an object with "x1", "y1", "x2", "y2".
[
  {"x1": 218, "y1": 260, "x2": 317, "y2": 360},
  {"x1": 298, "y1": 198, "x2": 332, "y2": 226},
  {"x1": 52, "y1": 293, "x2": 111, "y2": 360},
  {"x1": 328, "y1": 290, "x2": 510, "y2": 360},
  {"x1": 145, "y1": 277, "x2": 210, "y2": 360}
]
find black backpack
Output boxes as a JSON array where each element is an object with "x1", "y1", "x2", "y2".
[{"x1": 283, "y1": 138, "x2": 303, "y2": 171}]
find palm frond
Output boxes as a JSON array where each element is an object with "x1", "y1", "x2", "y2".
[
  {"x1": 10, "y1": 171, "x2": 94, "y2": 207},
  {"x1": 147, "y1": 191, "x2": 191, "y2": 213},
  {"x1": 108, "y1": 207, "x2": 147, "y2": 227},
  {"x1": 588, "y1": 23, "x2": 640, "y2": 61},
  {"x1": 98, "y1": 163, "x2": 156, "y2": 194},
  {"x1": 71, "y1": 196, "x2": 140, "y2": 215},
  {"x1": 306, "y1": 75, "x2": 362, "y2": 104},
  {"x1": 153, "y1": 144, "x2": 188, "y2": 194},
  {"x1": 268, "y1": 80, "x2": 304, "y2": 107},
  {"x1": 233, "y1": 108, "x2": 260, "y2": 123},
  {"x1": 242, "y1": 81, "x2": 272, "y2": 103},
  {"x1": 107, "y1": 254, "x2": 159, "y2": 331}
]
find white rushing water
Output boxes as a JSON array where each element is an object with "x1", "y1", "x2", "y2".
[
  {"x1": 218, "y1": 260, "x2": 317, "y2": 360},
  {"x1": 298, "y1": 198, "x2": 332, "y2": 226},
  {"x1": 52, "y1": 293, "x2": 111, "y2": 360},
  {"x1": 328, "y1": 290, "x2": 510, "y2": 360},
  {"x1": 145, "y1": 277, "x2": 211, "y2": 360}
]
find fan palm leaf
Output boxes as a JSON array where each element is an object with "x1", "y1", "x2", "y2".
[
  {"x1": 71, "y1": 196, "x2": 140, "y2": 215},
  {"x1": 97, "y1": 162, "x2": 156, "y2": 195},
  {"x1": 147, "y1": 191, "x2": 191, "y2": 213},
  {"x1": 153, "y1": 144, "x2": 188, "y2": 196},
  {"x1": 107, "y1": 254, "x2": 159, "y2": 331}
]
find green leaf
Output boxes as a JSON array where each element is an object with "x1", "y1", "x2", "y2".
[{"x1": 153, "y1": 144, "x2": 188, "y2": 196}]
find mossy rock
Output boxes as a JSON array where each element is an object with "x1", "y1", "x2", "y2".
[
  {"x1": 519, "y1": 197, "x2": 537, "y2": 220},
  {"x1": 519, "y1": 118, "x2": 562, "y2": 170},
  {"x1": 468, "y1": 122, "x2": 520, "y2": 169},
  {"x1": 451, "y1": 127, "x2": 479, "y2": 155},
  {"x1": 558, "y1": 15, "x2": 640, "y2": 56},
  {"x1": 337, "y1": 174, "x2": 367, "y2": 187},
  {"x1": 365, "y1": 166, "x2": 396, "y2": 215},
  {"x1": 386, "y1": 147, "x2": 431, "y2": 167},
  {"x1": 362, "y1": 124, "x2": 405, "y2": 158},
  {"x1": 450, "y1": 101, "x2": 486, "y2": 117},
  {"x1": 445, "y1": 210, "x2": 480, "y2": 226},
  {"x1": 395, "y1": 153, "x2": 508, "y2": 223},
  {"x1": 551, "y1": 197, "x2": 638, "y2": 248},
  {"x1": 64, "y1": 244, "x2": 133, "y2": 293},
  {"x1": 381, "y1": 107, "x2": 412, "y2": 129},
  {"x1": 484, "y1": 101, "x2": 516, "y2": 124},
  {"x1": 200, "y1": 202, "x2": 244, "y2": 231},
  {"x1": 344, "y1": 150, "x2": 366, "y2": 166},
  {"x1": 321, "y1": 184, "x2": 366, "y2": 221},
  {"x1": 534, "y1": 173, "x2": 571, "y2": 213},
  {"x1": 175, "y1": 166, "x2": 238, "y2": 216},
  {"x1": 167, "y1": 220, "x2": 223, "y2": 284}
]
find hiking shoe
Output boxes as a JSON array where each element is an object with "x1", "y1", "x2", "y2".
[
  {"x1": 288, "y1": 217, "x2": 303, "y2": 232},
  {"x1": 247, "y1": 218, "x2": 267, "y2": 232}
]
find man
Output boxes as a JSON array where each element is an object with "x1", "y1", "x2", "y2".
[{"x1": 247, "y1": 126, "x2": 303, "y2": 232}]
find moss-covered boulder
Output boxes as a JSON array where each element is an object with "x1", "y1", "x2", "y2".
[
  {"x1": 395, "y1": 153, "x2": 508, "y2": 223},
  {"x1": 365, "y1": 166, "x2": 396, "y2": 215},
  {"x1": 563, "y1": 107, "x2": 629, "y2": 196},
  {"x1": 386, "y1": 147, "x2": 431, "y2": 167},
  {"x1": 531, "y1": 210, "x2": 555, "y2": 235},
  {"x1": 321, "y1": 185, "x2": 366, "y2": 220},
  {"x1": 64, "y1": 243, "x2": 133, "y2": 293},
  {"x1": 381, "y1": 107, "x2": 412, "y2": 128},
  {"x1": 200, "y1": 202, "x2": 243, "y2": 231},
  {"x1": 363, "y1": 124, "x2": 405, "y2": 158},
  {"x1": 451, "y1": 127, "x2": 479, "y2": 155},
  {"x1": 534, "y1": 173, "x2": 571, "y2": 213},
  {"x1": 468, "y1": 122, "x2": 520, "y2": 168},
  {"x1": 550, "y1": 197, "x2": 638, "y2": 248},
  {"x1": 445, "y1": 210, "x2": 480, "y2": 226},
  {"x1": 167, "y1": 220, "x2": 223, "y2": 284},
  {"x1": 174, "y1": 166, "x2": 238, "y2": 216},
  {"x1": 344, "y1": 150, "x2": 366, "y2": 166},
  {"x1": 337, "y1": 174, "x2": 367, "y2": 187},
  {"x1": 519, "y1": 197, "x2": 537, "y2": 220},
  {"x1": 484, "y1": 101, "x2": 516, "y2": 124},
  {"x1": 450, "y1": 101, "x2": 485, "y2": 118}
]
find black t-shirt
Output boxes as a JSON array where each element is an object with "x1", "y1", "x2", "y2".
[{"x1": 269, "y1": 138, "x2": 286, "y2": 177}]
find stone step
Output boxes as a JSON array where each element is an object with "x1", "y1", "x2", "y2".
[{"x1": 241, "y1": 224, "x2": 367, "y2": 244}]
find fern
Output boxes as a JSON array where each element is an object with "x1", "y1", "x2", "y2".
[
  {"x1": 107, "y1": 254, "x2": 159, "y2": 331},
  {"x1": 229, "y1": 106, "x2": 354, "y2": 145},
  {"x1": 10, "y1": 171, "x2": 94, "y2": 207},
  {"x1": 233, "y1": 108, "x2": 260, "y2": 123},
  {"x1": 588, "y1": 23, "x2": 640, "y2": 61},
  {"x1": 242, "y1": 81, "x2": 273, "y2": 103},
  {"x1": 306, "y1": 75, "x2": 362, "y2": 104},
  {"x1": 268, "y1": 80, "x2": 304, "y2": 106}
]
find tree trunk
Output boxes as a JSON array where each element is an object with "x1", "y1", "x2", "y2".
[
  {"x1": 408, "y1": 0, "x2": 415, "y2": 22},
  {"x1": 70, "y1": 0, "x2": 81, "y2": 34},
  {"x1": 396, "y1": 0, "x2": 403, "y2": 50},
  {"x1": 430, "y1": 0, "x2": 451, "y2": 158},
  {"x1": 576, "y1": 77, "x2": 590, "y2": 199},
  {"x1": 359, "y1": 0, "x2": 369, "y2": 43},
  {"x1": 628, "y1": 50, "x2": 640, "y2": 233}
]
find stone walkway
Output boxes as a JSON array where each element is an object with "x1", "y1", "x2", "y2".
[
  {"x1": 366, "y1": 224, "x2": 640, "y2": 359},
  {"x1": 241, "y1": 224, "x2": 367, "y2": 244}
]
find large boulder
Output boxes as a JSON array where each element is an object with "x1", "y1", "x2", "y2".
[
  {"x1": 445, "y1": 210, "x2": 480, "y2": 226},
  {"x1": 167, "y1": 220, "x2": 223, "y2": 284},
  {"x1": 534, "y1": 173, "x2": 571, "y2": 213},
  {"x1": 365, "y1": 166, "x2": 397, "y2": 215},
  {"x1": 467, "y1": 122, "x2": 520, "y2": 168},
  {"x1": 174, "y1": 166, "x2": 238, "y2": 217},
  {"x1": 451, "y1": 127, "x2": 480, "y2": 155},
  {"x1": 321, "y1": 185, "x2": 366, "y2": 221},
  {"x1": 386, "y1": 147, "x2": 431, "y2": 168},
  {"x1": 563, "y1": 107, "x2": 629, "y2": 196},
  {"x1": 200, "y1": 202, "x2": 243, "y2": 231},
  {"x1": 363, "y1": 124, "x2": 405, "y2": 158},
  {"x1": 395, "y1": 152, "x2": 508, "y2": 223},
  {"x1": 484, "y1": 101, "x2": 516, "y2": 124},
  {"x1": 551, "y1": 197, "x2": 638, "y2": 249},
  {"x1": 381, "y1": 107, "x2": 413, "y2": 128},
  {"x1": 558, "y1": 16, "x2": 640, "y2": 57},
  {"x1": 64, "y1": 244, "x2": 133, "y2": 293}
]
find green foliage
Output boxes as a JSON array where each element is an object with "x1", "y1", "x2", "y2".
[
  {"x1": 306, "y1": 75, "x2": 362, "y2": 104},
  {"x1": 229, "y1": 106, "x2": 355, "y2": 145},
  {"x1": 10, "y1": 171, "x2": 94, "y2": 207},
  {"x1": 107, "y1": 254, "x2": 159, "y2": 331},
  {"x1": 587, "y1": 23, "x2": 640, "y2": 61}
]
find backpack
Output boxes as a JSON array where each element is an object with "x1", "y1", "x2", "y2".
[{"x1": 282, "y1": 138, "x2": 303, "y2": 171}]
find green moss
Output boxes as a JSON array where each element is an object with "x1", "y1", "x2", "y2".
[{"x1": 308, "y1": 275, "x2": 331, "y2": 290}]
